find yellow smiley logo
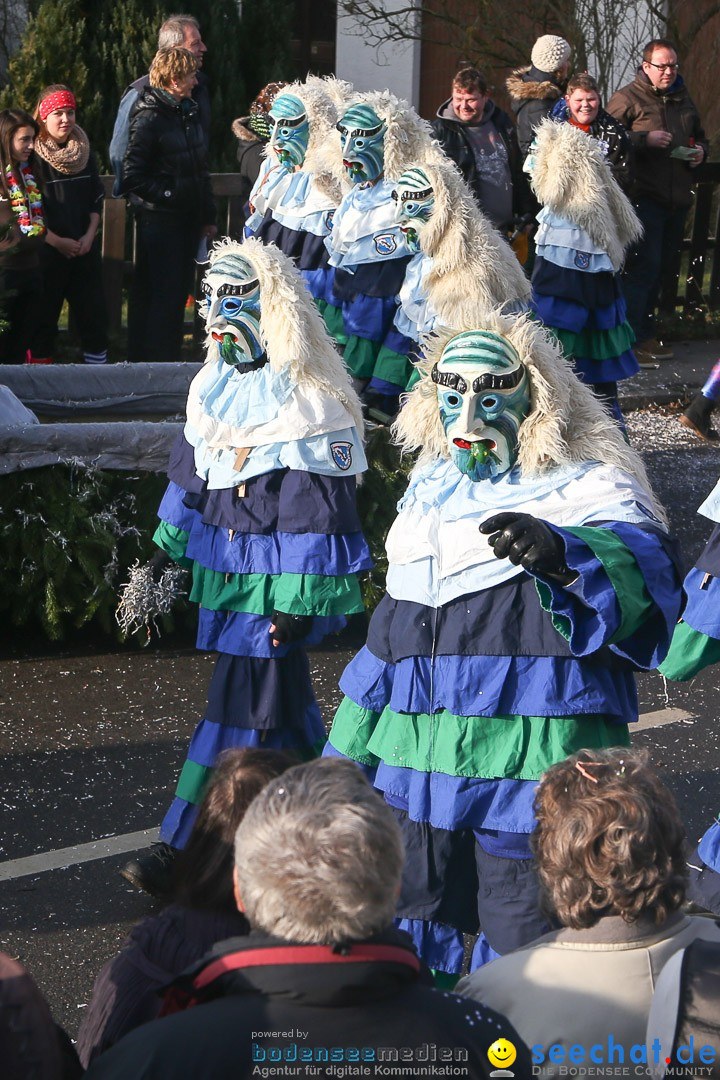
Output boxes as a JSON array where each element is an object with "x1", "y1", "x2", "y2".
[{"x1": 488, "y1": 1039, "x2": 517, "y2": 1069}]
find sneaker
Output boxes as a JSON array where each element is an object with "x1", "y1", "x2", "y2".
[
  {"x1": 637, "y1": 338, "x2": 674, "y2": 360},
  {"x1": 635, "y1": 348, "x2": 660, "y2": 369},
  {"x1": 120, "y1": 841, "x2": 177, "y2": 898}
]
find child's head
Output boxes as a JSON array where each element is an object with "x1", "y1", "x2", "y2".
[
  {"x1": 34, "y1": 85, "x2": 77, "y2": 145},
  {"x1": 0, "y1": 108, "x2": 38, "y2": 171},
  {"x1": 173, "y1": 747, "x2": 295, "y2": 913}
]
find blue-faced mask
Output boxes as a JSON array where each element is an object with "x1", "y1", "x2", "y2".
[
  {"x1": 268, "y1": 93, "x2": 310, "y2": 170},
  {"x1": 433, "y1": 330, "x2": 531, "y2": 481},
  {"x1": 392, "y1": 166, "x2": 435, "y2": 253},
  {"x1": 202, "y1": 252, "x2": 265, "y2": 368},
  {"x1": 337, "y1": 103, "x2": 387, "y2": 184}
]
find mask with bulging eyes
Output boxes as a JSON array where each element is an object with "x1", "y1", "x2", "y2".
[
  {"x1": 202, "y1": 252, "x2": 265, "y2": 369},
  {"x1": 392, "y1": 166, "x2": 435, "y2": 253},
  {"x1": 434, "y1": 330, "x2": 531, "y2": 481},
  {"x1": 268, "y1": 93, "x2": 310, "y2": 170},
  {"x1": 337, "y1": 103, "x2": 387, "y2": 184}
]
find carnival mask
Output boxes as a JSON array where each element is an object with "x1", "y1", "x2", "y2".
[
  {"x1": 337, "y1": 104, "x2": 387, "y2": 184},
  {"x1": 392, "y1": 167, "x2": 435, "y2": 253},
  {"x1": 268, "y1": 93, "x2": 310, "y2": 170},
  {"x1": 433, "y1": 330, "x2": 530, "y2": 481},
  {"x1": 202, "y1": 252, "x2": 265, "y2": 368}
]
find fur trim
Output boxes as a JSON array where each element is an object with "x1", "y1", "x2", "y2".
[
  {"x1": 417, "y1": 159, "x2": 531, "y2": 315},
  {"x1": 335, "y1": 90, "x2": 444, "y2": 187},
  {"x1": 506, "y1": 68, "x2": 563, "y2": 102},
  {"x1": 529, "y1": 120, "x2": 642, "y2": 270},
  {"x1": 206, "y1": 238, "x2": 364, "y2": 433},
  {"x1": 263, "y1": 75, "x2": 348, "y2": 202},
  {"x1": 393, "y1": 305, "x2": 665, "y2": 522},
  {"x1": 232, "y1": 117, "x2": 260, "y2": 144}
]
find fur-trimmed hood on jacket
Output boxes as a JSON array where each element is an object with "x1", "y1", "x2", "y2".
[
  {"x1": 232, "y1": 117, "x2": 261, "y2": 145},
  {"x1": 527, "y1": 119, "x2": 642, "y2": 270},
  {"x1": 506, "y1": 66, "x2": 564, "y2": 104}
]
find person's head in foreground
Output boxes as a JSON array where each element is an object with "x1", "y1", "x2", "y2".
[
  {"x1": 149, "y1": 46, "x2": 199, "y2": 100},
  {"x1": 532, "y1": 748, "x2": 687, "y2": 929},
  {"x1": 234, "y1": 756, "x2": 404, "y2": 942},
  {"x1": 174, "y1": 747, "x2": 293, "y2": 913},
  {"x1": 565, "y1": 72, "x2": 601, "y2": 126}
]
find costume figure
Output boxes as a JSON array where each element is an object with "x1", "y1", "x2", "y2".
[
  {"x1": 119, "y1": 238, "x2": 372, "y2": 888},
  {"x1": 323, "y1": 91, "x2": 442, "y2": 415},
  {"x1": 526, "y1": 119, "x2": 641, "y2": 424},
  {"x1": 659, "y1": 476, "x2": 720, "y2": 915},
  {"x1": 389, "y1": 160, "x2": 531, "y2": 385},
  {"x1": 245, "y1": 77, "x2": 346, "y2": 302},
  {"x1": 325, "y1": 309, "x2": 681, "y2": 976}
]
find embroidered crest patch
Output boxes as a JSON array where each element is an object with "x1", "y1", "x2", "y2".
[
  {"x1": 374, "y1": 233, "x2": 397, "y2": 256},
  {"x1": 331, "y1": 441, "x2": 353, "y2": 470},
  {"x1": 325, "y1": 209, "x2": 335, "y2": 231},
  {"x1": 574, "y1": 251, "x2": 591, "y2": 269}
]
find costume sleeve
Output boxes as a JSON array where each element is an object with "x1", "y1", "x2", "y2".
[
  {"x1": 532, "y1": 521, "x2": 682, "y2": 668},
  {"x1": 659, "y1": 563, "x2": 720, "y2": 679}
]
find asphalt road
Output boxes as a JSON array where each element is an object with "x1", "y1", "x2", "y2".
[{"x1": 1, "y1": 405, "x2": 720, "y2": 1042}]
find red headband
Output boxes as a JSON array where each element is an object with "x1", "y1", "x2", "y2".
[{"x1": 39, "y1": 91, "x2": 76, "y2": 123}]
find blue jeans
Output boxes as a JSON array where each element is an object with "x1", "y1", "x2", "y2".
[{"x1": 621, "y1": 196, "x2": 688, "y2": 342}]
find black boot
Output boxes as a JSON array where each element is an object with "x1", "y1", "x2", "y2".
[
  {"x1": 679, "y1": 394, "x2": 719, "y2": 442},
  {"x1": 120, "y1": 841, "x2": 177, "y2": 898}
]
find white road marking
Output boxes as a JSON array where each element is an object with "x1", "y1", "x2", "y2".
[
  {"x1": 0, "y1": 827, "x2": 159, "y2": 882},
  {"x1": 633, "y1": 707, "x2": 694, "y2": 731},
  {"x1": 0, "y1": 706, "x2": 696, "y2": 883}
]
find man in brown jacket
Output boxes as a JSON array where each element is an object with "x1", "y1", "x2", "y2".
[{"x1": 607, "y1": 39, "x2": 707, "y2": 367}]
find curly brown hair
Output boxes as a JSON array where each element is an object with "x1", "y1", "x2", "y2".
[{"x1": 531, "y1": 748, "x2": 687, "y2": 929}]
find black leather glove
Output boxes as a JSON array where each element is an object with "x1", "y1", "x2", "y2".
[
  {"x1": 479, "y1": 512, "x2": 576, "y2": 585},
  {"x1": 148, "y1": 548, "x2": 172, "y2": 583},
  {"x1": 270, "y1": 610, "x2": 313, "y2": 645}
]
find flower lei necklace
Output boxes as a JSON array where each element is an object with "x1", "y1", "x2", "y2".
[{"x1": 4, "y1": 162, "x2": 45, "y2": 237}]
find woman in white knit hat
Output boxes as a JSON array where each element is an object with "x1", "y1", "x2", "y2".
[{"x1": 506, "y1": 34, "x2": 572, "y2": 159}]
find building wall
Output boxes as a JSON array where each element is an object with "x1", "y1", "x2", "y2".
[{"x1": 335, "y1": 0, "x2": 422, "y2": 104}]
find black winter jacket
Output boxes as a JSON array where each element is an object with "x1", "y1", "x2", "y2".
[
  {"x1": 122, "y1": 87, "x2": 215, "y2": 224},
  {"x1": 506, "y1": 66, "x2": 565, "y2": 158},
  {"x1": 82, "y1": 929, "x2": 534, "y2": 1080},
  {"x1": 431, "y1": 99, "x2": 534, "y2": 224}
]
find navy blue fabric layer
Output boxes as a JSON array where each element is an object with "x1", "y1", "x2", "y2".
[
  {"x1": 391, "y1": 806, "x2": 547, "y2": 953},
  {"x1": 186, "y1": 521, "x2": 372, "y2": 577},
  {"x1": 254, "y1": 211, "x2": 329, "y2": 270},
  {"x1": 532, "y1": 256, "x2": 621, "y2": 307},
  {"x1": 573, "y1": 349, "x2": 638, "y2": 384},
  {"x1": 368, "y1": 576, "x2": 596, "y2": 660},
  {"x1": 696, "y1": 523, "x2": 720, "y2": 576},
  {"x1": 167, "y1": 436, "x2": 362, "y2": 535},
  {"x1": 333, "y1": 256, "x2": 412, "y2": 299},
  {"x1": 205, "y1": 649, "x2": 318, "y2": 729}
]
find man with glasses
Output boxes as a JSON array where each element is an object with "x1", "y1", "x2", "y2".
[{"x1": 608, "y1": 39, "x2": 707, "y2": 367}]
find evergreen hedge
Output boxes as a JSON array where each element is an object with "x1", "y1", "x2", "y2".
[{"x1": 0, "y1": 428, "x2": 412, "y2": 649}]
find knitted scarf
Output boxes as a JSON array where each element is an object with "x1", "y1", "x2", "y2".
[
  {"x1": 4, "y1": 162, "x2": 45, "y2": 236},
  {"x1": 34, "y1": 124, "x2": 90, "y2": 175}
]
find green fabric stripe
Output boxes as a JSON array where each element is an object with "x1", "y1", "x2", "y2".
[
  {"x1": 406, "y1": 366, "x2": 421, "y2": 391},
  {"x1": 153, "y1": 521, "x2": 193, "y2": 567},
  {"x1": 175, "y1": 759, "x2": 213, "y2": 805},
  {"x1": 189, "y1": 566, "x2": 363, "y2": 617},
  {"x1": 659, "y1": 621, "x2": 720, "y2": 681},
  {"x1": 564, "y1": 526, "x2": 652, "y2": 642},
  {"x1": 535, "y1": 579, "x2": 572, "y2": 640},
  {"x1": 554, "y1": 321, "x2": 635, "y2": 361},
  {"x1": 373, "y1": 345, "x2": 413, "y2": 387},
  {"x1": 343, "y1": 335, "x2": 380, "y2": 379},
  {"x1": 317, "y1": 300, "x2": 347, "y2": 345},
  {"x1": 329, "y1": 698, "x2": 630, "y2": 779}
]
